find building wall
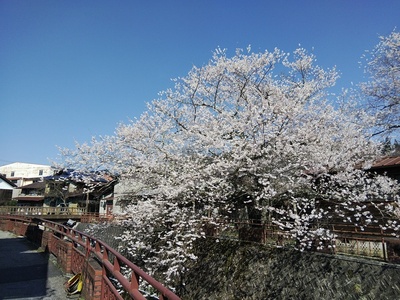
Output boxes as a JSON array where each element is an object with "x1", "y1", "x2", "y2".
[
  {"x1": 0, "y1": 162, "x2": 55, "y2": 199},
  {"x1": 0, "y1": 178, "x2": 14, "y2": 190},
  {"x1": 113, "y1": 178, "x2": 144, "y2": 215},
  {"x1": 112, "y1": 181, "x2": 127, "y2": 215},
  {"x1": 0, "y1": 162, "x2": 55, "y2": 184}
]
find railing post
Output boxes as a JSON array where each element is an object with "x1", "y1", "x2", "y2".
[
  {"x1": 6, "y1": 219, "x2": 12, "y2": 232},
  {"x1": 82, "y1": 257, "x2": 103, "y2": 300},
  {"x1": 56, "y1": 238, "x2": 73, "y2": 273}
]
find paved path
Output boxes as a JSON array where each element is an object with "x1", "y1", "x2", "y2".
[{"x1": 0, "y1": 231, "x2": 68, "y2": 300}]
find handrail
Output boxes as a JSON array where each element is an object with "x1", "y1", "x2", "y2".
[
  {"x1": 0, "y1": 205, "x2": 86, "y2": 216},
  {"x1": 0, "y1": 216, "x2": 180, "y2": 300}
]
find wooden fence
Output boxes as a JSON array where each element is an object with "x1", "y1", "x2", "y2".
[
  {"x1": 210, "y1": 219, "x2": 400, "y2": 262},
  {"x1": 0, "y1": 205, "x2": 86, "y2": 216}
]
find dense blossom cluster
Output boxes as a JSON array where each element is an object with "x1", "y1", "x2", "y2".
[{"x1": 58, "y1": 32, "x2": 400, "y2": 290}]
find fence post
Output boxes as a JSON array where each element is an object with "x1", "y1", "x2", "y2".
[
  {"x1": 56, "y1": 239, "x2": 73, "y2": 273},
  {"x1": 382, "y1": 237, "x2": 388, "y2": 261}
]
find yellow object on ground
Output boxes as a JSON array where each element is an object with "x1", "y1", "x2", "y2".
[{"x1": 65, "y1": 273, "x2": 83, "y2": 295}]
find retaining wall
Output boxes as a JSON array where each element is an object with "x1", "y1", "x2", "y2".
[{"x1": 182, "y1": 238, "x2": 400, "y2": 300}]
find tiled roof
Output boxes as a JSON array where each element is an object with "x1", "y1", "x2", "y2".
[
  {"x1": 371, "y1": 156, "x2": 400, "y2": 168},
  {"x1": 45, "y1": 169, "x2": 110, "y2": 183}
]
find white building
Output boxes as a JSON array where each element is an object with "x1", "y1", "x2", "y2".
[{"x1": 0, "y1": 162, "x2": 56, "y2": 199}]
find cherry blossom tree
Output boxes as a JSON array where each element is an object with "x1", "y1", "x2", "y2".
[
  {"x1": 58, "y1": 46, "x2": 399, "y2": 290},
  {"x1": 361, "y1": 30, "x2": 400, "y2": 137}
]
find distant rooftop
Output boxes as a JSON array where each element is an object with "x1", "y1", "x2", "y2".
[{"x1": 371, "y1": 156, "x2": 400, "y2": 169}]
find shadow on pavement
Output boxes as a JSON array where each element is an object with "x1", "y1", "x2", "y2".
[{"x1": 0, "y1": 235, "x2": 50, "y2": 299}]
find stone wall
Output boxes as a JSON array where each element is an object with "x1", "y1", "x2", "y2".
[{"x1": 181, "y1": 238, "x2": 400, "y2": 300}]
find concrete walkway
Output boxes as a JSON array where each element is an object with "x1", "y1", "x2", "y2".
[{"x1": 0, "y1": 231, "x2": 68, "y2": 300}]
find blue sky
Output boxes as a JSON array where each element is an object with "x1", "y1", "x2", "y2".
[{"x1": 0, "y1": 1, "x2": 399, "y2": 166}]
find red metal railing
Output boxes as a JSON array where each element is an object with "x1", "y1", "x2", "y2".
[
  {"x1": 80, "y1": 212, "x2": 112, "y2": 223},
  {"x1": 0, "y1": 216, "x2": 31, "y2": 236},
  {"x1": 0, "y1": 216, "x2": 180, "y2": 300},
  {"x1": 44, "y1": 219, "x2": 181, "y2": 300}
]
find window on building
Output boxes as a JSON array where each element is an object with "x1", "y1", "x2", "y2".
[
  {"x1": 39, "y1": 170, "x2": 43, "y2": 176},
  {"x1": 10, "y1": 171, "x2": 15, "y2": 177}
]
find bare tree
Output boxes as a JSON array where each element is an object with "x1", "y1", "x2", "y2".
[{"x1": 361, "y1": 30, "x2": 400, "y2": 137}]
